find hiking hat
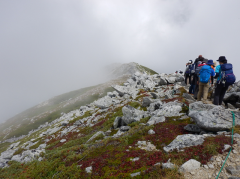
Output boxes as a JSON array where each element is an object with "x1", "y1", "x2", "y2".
[
  {"x1": 188, "y1": 60, "x2": 193, "y2": 63},
  {"x1": 207, "y1": 60, "x2": 214, "y2": 65},
  {"x1": 217, "y1": 56, "x2": 227, "y2": 62}
]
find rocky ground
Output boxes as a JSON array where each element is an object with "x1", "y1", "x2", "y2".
[{"x1": 0, "y1": 70, "x2": 240, "y2": 178}]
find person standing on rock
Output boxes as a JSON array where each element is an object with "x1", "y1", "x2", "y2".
[
  {"x1": 214, "y1": 56, "x2": 236, "y2": 105},
  {"x1": 197, "y1": 60, "x2": 215, "y2": 104},
  {"x1": 193, "y1": 57, "x2": 208, "y2": 99},
  {"x1": 184, "y1": 60, "x2": 195, "y2": 85}
]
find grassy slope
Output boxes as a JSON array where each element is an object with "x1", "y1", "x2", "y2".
[
  {"x1": 0, "y1": 85, "x2": 115, "y2": 141},
  {"x1": 0, "y1": 87, "x2": 233, "y2": 179}
]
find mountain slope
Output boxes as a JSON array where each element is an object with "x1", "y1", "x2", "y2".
[
  {"x1": 0, "y1": 62, "x2": 155, "y2": 142},
  {"x1": 0, "y1": 64, "x2": 239, "y2": 178}
]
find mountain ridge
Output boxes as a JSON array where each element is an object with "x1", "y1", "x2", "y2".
[{"x1": 0, "y1": 63, "x2": 240, "y2": 178}]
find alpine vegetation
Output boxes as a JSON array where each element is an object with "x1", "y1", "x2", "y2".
[{"x1": 0, "y1": 63, "x2": 240, "y2": 179}]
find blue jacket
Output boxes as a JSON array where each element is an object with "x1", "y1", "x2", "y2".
[{"x1": 215, "y1": 65, "x2": 221, "y2": 81}]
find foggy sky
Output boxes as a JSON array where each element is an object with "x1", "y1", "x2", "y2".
[{"x1": 1, "y1": 0, "x2": 240, "y2": 123}]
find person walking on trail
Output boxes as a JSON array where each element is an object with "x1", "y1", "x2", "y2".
[
  {"x1": 184, "y1": 60, "x2": 194, "y2": 85},
  {"x1": 193, "y1": 57, "x2": 208, "y2": 99},
  {"x1": 214, "y1": 56, "x2": 236, "y2": 105},
  {"x1": 197, "y1": 60, "x2": 215, "y2": 104}
]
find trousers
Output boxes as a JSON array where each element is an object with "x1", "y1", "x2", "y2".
[
  {"x1": 197, "y1": 82, "x2": 209, "y2": 102},
  {"x1": 214, "y1": 83, "x2": 229, "y2": 105}
]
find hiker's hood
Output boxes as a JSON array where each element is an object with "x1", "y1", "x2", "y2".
[{"x1": 198, "y1": 64, "x2": 206, "y2": 67}]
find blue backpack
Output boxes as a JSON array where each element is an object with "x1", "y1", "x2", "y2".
[
  {"x1": 186, "y1": 64, "x2": 195, "y2": 74},
  {"x1": 199, "y1": 65, "x2": 211, "y2": 83},
  {"x1": 220, "y1": 63, "x2": 236, "y2": 85}
]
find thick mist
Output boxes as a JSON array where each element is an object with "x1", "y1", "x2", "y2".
[{"x1": 1, "y1": 0, "x2": 240, "y2": 123}]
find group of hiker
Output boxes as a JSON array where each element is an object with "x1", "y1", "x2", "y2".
[{"x1": 184, "y1": 55, "x2": 236, "y2": 105}]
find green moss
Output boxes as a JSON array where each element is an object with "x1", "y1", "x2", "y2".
[
  {"x1": 129, "y1": 101, "x2": 141, "y2": 109},
  {"x1": 29, "y1": 140, "x2": 43, "y2": 150},
  {"x1": 180, "y1": 106, "x2": 189, "y2": 114},
  {"x1": 13, "y1": 147, "x2": 26, "y2": 156}
]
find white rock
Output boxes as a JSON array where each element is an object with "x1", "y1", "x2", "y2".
[
  {"x1": 148, "y1": 129, "x2": 155, "y2": 135},
  {"x1": 162, "y1": 159, "x2": 176, "y2": 169},
  {"x1": 86, "y1": 131, "x2": 105, "y2": 143},
  {"x1": 130, "y1": 172, "x2": 141, "y2": 177},
  {"x1": 179, "y1": 159, "x2": 201, "y2": 173},
  {"x1": 60, "y1": 139, "x2": 67, "y2": 143},
  {"x1": 208, "y1": 164, "x2": 214, "y2": 169},
  {"x1": 146, "y1": 116, "x2": 165, "y2": 126},
  {"x1": 85, "y1": 166, "x2": 92, "y2": 173},
  {"x1": 130, "y1": 157, "x2": 140, "y2": 162},
  {"x1": 11, "y1": 155, "x2": 22, "y2": 162}
]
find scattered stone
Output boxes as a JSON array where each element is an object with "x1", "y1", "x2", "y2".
[
  {"x1": 223, "y1": 144, "x2": 231, "y2": 152},
  {"x1": 150, "y1": 92, "x2": 158, "y2": 99},
  {"x1": 142, "y1": 97, "x2": 153, "y2": 107},
  {"x1": 203, "y1": 165, "x2": 209, "y2": 169},
  {"x1": 120, "y1": 126, "x2": 131, "y2": 132},
  {"x1": 85, "y1": 166, "x2": 92, "y2": 173},
  {"x1": 130, "y1": 172, "x2": 141, "y2": 177},
  {"x1": 130, "y1": 157, "x2": 140, "y2": 162},
  {"x1": 179, "y1": 159, "x2": 201, "y2": 173},
  {"x1": 122, "y1": 105, "x2": 145, "y2": 125},
  {"x1": 208, "y1": 164, "x2": 214, "y2": 169},
  {"x1": 146, "y1": 116, "x2": 165, "y2": 126},
  {"x1": 86, "y1": 131, "x2": 105, "y2": 143},
  {"x1": 154, "y1": 163, "x2": 161, "y2": 166},
  {"x1": 162, "y1": 159, "x2": 176, "y2": 169},
  {"x1": 137, "y1": 141, "x2": 158, "y2": 151},
  {"x1": 163, "y1": 134, "x2": 205, "y2": 152},
  {"x1": 148, "y1": 129, "x2": 155, "y2": 135},
  {"x1": 226, "y1": 166, "x2": 240, "y2": 175}
]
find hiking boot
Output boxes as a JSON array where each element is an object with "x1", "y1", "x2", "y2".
[{"x1": 203, "y1": 100, "x2": 212, "y2": 104}]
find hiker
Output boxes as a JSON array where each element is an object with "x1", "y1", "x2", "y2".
[
  {"x1": 193, "y1": 57, "x2": 208, "y2": 99},
  {"x1": 189, "y1": 71, "x2": 195, "y2": 94},
  {"x1": 197, "y1": 60, "x2": 215, "y2": 104},
  {"x1": 184, "y1": 60, "x2": 195, "y2": 85},
  {"x1": 213, "y1": 56, "x2": 236, "y2": 105}
]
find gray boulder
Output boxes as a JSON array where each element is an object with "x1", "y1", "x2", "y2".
[
  {"x1": 0, "y1": 150, "x2": 15, "y2": 160},
  {"x1": 122, "y1": 106, "x2": 145, "y2": 125},
  {"x1": 11, "y1": 154, "x2": 22, "y2": 162},
  {"x1": 179, "y1": 159, "x2": 201, "y2": 173},
  {"x1": 150, "y1": 92, "x2": 159, "y2": 99},
  {"x1": 184, "y1": 124, "x2": 202, "y2": 133},
  {"x1": 148, "y1": 101, "x2": 163, "y2": 113},
  {"x1": 113, "y1": 117, "x2": 126, "y2": 129},
  {"x1": 86, "y1": 131, "x2": 105, "y2": 143},
  {"x1": 153, "y1": 102, "x2": 182, "y2": 117},
  {"x1": 223, "y1": 92, "x2": 240, "y2": 103},
  {"x1": 142, "y1": 97, "x2": 152, "y2": 107},
  {"x1": 189, "y1": 102, "x2": 240, "y2": 132},
  {"x1": 163, "y1": 134, "x2": 205, "y2": 152},
  {"x1": 159, "y1": 78, "x2": 167, "y2": 85},
  {"x1": 166, "y1": 77, "x2": 176, "y2": 84},
  {"x1": 175, "y1": 76, "x2": 184, "y2": 82},
  {"x1": 147, "y1": 116, "x2": 165, "y2": 126}
]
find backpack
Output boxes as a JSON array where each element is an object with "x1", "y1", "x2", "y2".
[
  {"x1": 199, "y1": 65, "x2": 211, "y2": 83},
  {"x1": 195, "y1": 64, "x2": 204, "y2": 76},
  {"x1": 220, "y1": 63, "x2": 236, "y2": 85},
  {"x1": 185, "y1": 64, "x2": 194, "y2": 74}
]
